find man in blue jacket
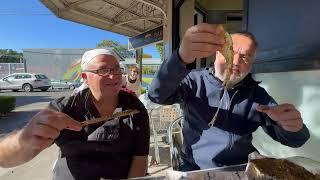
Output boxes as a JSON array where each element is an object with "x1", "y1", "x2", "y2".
[{"x1": 148, "y1": 23, "x2": 310, "y2": 171}]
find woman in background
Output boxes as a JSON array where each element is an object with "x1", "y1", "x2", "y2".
[{"x1": 124, "y1": 66, "x2": 141, "y2": 97}]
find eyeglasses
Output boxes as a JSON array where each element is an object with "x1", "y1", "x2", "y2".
[
  {"x1": 237, "y1": 53, "x2": 254, "y2": 64},
  {"x1": 84, "y1": 67, "x2": 124, "y2": 76},
  {"x1": 233, "y1": 48, "x2": 255, "y2": 64}
]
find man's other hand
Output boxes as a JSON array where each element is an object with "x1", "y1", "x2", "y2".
[{"x1": 256, "y1": 103, "x2": 303, "y2": 132}]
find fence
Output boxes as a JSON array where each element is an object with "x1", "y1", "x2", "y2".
[{"x1": 0, "y1": 63, "x2": 25, "y2": 78}]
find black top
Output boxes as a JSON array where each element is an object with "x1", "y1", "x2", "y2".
[{"x1": 49, "y1": 89, "x2": 150, "y2": 180}]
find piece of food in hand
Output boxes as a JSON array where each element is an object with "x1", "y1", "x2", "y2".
[
  {"x1": 246, "y1": 157, "x2": 320, "y2": 180},
  {"x1": 220, "y1": 26, "x2": 234, "y2": 89},
  {"x1": 80, "y1": 109, "x2": 140, "y2": 126}
]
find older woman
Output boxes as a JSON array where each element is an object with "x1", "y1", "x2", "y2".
[{"x1": 124, "y1": 66, "x2": 141, "y2": 97}]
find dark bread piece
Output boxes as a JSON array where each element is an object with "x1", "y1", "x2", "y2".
[{"x1": 246, "y1": 157, "x2": 320, "y2": 180}]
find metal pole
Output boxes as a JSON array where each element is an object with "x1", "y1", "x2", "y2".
[
  {"x1": 23, "y1": 58, "x2": 27, "y2": 72},
  {"x1": 135, "y1": 48, "x2": 143, "y2": 81},
  {"x1": 150, "y1": 106, "x2": 161, "y2": 164}
]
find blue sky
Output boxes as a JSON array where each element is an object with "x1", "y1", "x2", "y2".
[{"x1": 0, "y1": 0, "x2": 160, "y2": 58}]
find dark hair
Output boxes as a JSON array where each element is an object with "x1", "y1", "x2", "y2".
[{"x1": 232, "y1": 31, "x2": 258, "y2": 49}]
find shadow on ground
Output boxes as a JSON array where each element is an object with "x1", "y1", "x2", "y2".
[
  {"x1": 14, "y1": 96, "x2": 54, "y2": 108},
  {"x1": 0, "y1": 110, "x2": 39, "y2": 138}
]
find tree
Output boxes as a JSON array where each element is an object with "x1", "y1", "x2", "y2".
[
  {"x1": 97, "y1": 39, "x2": 152, "y2": 59},
  {"x1": 97, "y1": 40, "x2": 135, "y2": 58},
  {"x1": 155, "y1": 43, "x2": 163, "y2": 60},
  {"x1": 142, "y1": 54, "x2": 152, "y2": 58},
  {"x1": 0, "y1": 49, "x2": 23, "y2": 63}
]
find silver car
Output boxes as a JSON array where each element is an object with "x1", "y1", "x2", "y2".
[
  {"x1": 0, "y1": 73, "x2": 51, "y2": 92},
  {"x1": 50, "y1": 80, "x2": 80, "y2": 90}
]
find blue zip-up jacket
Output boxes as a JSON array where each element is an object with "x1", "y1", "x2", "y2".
[{"x1": 148, "y1": 49, "x2": 310, "y2": 171}]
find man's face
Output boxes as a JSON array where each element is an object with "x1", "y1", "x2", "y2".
[
  {"x1": 214, "y1": 34, "x2": 256, "y2": 85},
  {"x1": 82, "y1": 54, "x2": 122, "y2": 97}
]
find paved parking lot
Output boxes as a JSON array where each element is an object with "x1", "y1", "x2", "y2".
[
  {"x1": 0, "y1": 89, "x2": 71, "y2": 106},
  {"x1": 0, "y1": 89, "x2": 73, "y2": 179},
  {"x1": 0, "y1": 89, "x2": 72, "y2": 138}
]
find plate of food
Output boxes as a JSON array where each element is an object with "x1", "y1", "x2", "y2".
[{"x1": 245, "y1": 153, "x2": 320, "y2": 180}]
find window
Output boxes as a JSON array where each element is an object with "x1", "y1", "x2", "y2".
[
  {"x1": 15, "y1": 74, "x2": 32, "y2": 79},
  {"x1": 25, "y1": 75, "x2": 32, "y2": 78},
  {"x1": 14, "y1": 75, "x2": 22, "y2": 79},
  {"x1": 6, "y1": 75, "x2": 15, "y2": 81},
  {"x1": 247, "y1": 0, "x2": 320, "y2": 73},
  {"x1": 35, "y1": 74, "x2": 48, "y2": 79}
]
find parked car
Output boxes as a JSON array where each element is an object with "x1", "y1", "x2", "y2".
[
  {"x1": 50, "y1": 80, "x2": 80, "y2": 90},
  {"x1": 0, "y1": 73, "x2": 51, "y2": 92}
]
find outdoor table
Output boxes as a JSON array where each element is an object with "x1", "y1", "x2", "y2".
[
  {"x1": 129, "y1": 163, "x2": 247, "y2": 180},
  {"x1": 166, "y1": 163, "x2": 247, "y2": 180}
]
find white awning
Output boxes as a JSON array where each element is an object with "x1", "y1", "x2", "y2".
[{"x1": 40, "y1": 0, "x2": 166, "y2": 37}]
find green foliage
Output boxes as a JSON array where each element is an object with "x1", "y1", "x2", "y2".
[
  {"x1": 142, "y1": 77, "x2": 153, "y2": 85},
  {"x1": 97, "y1": 39, "x2": 135, "y2": 58},
  {"x1": 0, "y1": 96, "x2": 16, "y2": 114},
  {"x1": 155, "y1": 43, "x2": 163, "y2": 60},
  {"x1": 97, "y1": 39, "x2": 151, "y2": 59},
  {"x1": 0, "y1": 49, "x2": 22, "y2": 56},
  {"x1": 0, "y1": 49, "x2": 23, "y2": 63},
  {"x1": 141, "y1": 87, "x2": 146, "y2": 95},
  {"x1": 142, "y1": 66, "x2": 156, "y2": 75}
]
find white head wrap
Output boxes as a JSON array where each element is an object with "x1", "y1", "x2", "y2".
[
  {"x1": 81, "y1": 48, "x2": 120, "y2": 70},
  {"x1": 74, "y1": 49, "x2": 121, "y2": 93}
]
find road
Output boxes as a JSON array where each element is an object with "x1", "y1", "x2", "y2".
[{"x1": 0, "y1": 89, "x2": 71, "y2": 138}]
